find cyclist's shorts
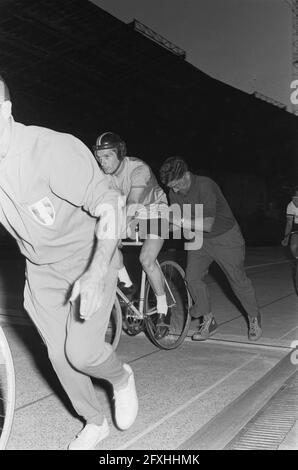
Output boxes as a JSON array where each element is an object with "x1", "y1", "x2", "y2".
[{"x1": 129, "y1": 217, "x2": 169, "y2": 240}]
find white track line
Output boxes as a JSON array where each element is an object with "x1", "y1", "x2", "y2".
[
  {"x1": 245, "y1": 260, "x2": 289, "y2": 270},
  {"x1": 279, "y1": 325, "x2": 298, "y2": 340},
  {"x1": 118, "y1": 354, "x2": 260, "y2": 450},
  {"x1": 206, "y1": 337, "x2": 292, "y2": 351}
]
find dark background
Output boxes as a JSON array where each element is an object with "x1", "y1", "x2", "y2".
[{"x1": 0, "y1": 0, "x2": 297, "y2": 247}]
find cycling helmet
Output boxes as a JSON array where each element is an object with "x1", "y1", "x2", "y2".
[{"x1": 93, "y1": 132, "x2": 126, "y2": 160}]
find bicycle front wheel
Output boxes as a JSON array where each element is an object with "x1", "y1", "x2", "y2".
[
  {"x1": 0, "y1": 326, "x2": 15, "y2": 450},
  {"x1": 105, "y1": 296, "x2": 122, "y2": 350},
  {"x1": 144, "y1": 260, "x2": 191, "y2": 349}
]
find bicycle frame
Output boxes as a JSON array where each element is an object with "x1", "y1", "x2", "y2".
[
  {"x1": 119, "y1": 241, "x2": 176, "y2": 319},
  {"x1": 112, "y1": 238, "x2": 192, "y2": 350}
]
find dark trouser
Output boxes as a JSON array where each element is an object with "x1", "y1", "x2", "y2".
[{"x1": 186, "y1": 223, "x2": 259, "y2": 319}]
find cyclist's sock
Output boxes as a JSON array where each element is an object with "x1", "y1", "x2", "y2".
[
  {"x1": 118, "y1": 266, "x2": 133, "y2": 287},
  {"x1": 156, "y1": 294, "x2": 168, "y2": 315}
]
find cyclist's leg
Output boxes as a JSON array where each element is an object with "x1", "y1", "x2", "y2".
[
  {"x1": 289, "y1": 233, "x2": 298, "y2": 294},
  {"x1": 117, "y1": 247, "x2": 135, "y2": 296},
  {"x1": 139, "y1": 236, "x2": 165, "y2": 296},
  {"x1": 290, "y1": 233, "x2": 298, "y2": 258},
  {"x1": 139, "y1": 233, "x2": 169, "y2": 333},
  {"x1": 144, "y1": 257, "x2": 193, "y2": 349}
]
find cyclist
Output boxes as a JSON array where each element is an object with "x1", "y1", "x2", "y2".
[
  {"x1": 281, "y1": 186, "x2": 298, "y2": 258},
  {"x1": 93, "y1": 132, "x2": 170, "y2": 337}
]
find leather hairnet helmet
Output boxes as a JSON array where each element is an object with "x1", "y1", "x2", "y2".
[{"x1": 93, "y1": 132, "x2": 126, "y2": 160}]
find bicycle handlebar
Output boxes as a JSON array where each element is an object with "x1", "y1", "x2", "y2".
[
  {"x1": 121, "y1": 222, "x2": 142, "y2": 246},
  {"x1": 121, "y1": 241, "x2": 143, "y2": 246}
]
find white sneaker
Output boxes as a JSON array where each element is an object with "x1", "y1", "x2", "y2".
[
  {"x1": 114, "y1": 363, "x2": 138, "y2": 430},
  {"x1": 68, "y1": 419, "x2": 109, "y2": 450}
]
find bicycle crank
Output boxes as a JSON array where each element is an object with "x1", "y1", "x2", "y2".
[{"x1": 122, "y1": 303, "x2": 144, "y2": 336}]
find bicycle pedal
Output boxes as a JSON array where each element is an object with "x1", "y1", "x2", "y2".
[{"x1": 155, "y1": 325, "x2": 170, "y2": 340}]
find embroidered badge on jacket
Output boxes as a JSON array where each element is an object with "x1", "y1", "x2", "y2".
[{"x1": 28, "y1": 197, "x2": 55, "y2": 226}]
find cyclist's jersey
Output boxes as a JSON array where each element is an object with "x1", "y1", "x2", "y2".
[
  {"x1": 287, "y1": 201, "x2": 298, "y2": 230},
  {"x1": 105, "y1": 156, "x2": 168, "y2": 218}
]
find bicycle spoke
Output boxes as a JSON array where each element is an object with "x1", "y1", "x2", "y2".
[{"x1": 144, "y1": 260, "x2": 191, "y2": 350}]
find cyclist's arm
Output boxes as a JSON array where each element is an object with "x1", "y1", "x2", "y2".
[
  {"x1": 125, "y1": 164, "x2": 150, "y2": 230},
  {"x1": 127, "y1": 186, "x2": 145, "y2": 206},
  {"x1": 126, "y1": 186, "x2": 145, "y2": 216}
]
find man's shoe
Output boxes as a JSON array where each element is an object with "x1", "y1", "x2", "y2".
[
  {"x1": 114, "y1": 364, "x2": 138, "y2": 430},
  {"x1": 155, "y1": 313, "x2": 171, "y2": 339},
  {"x1": 248, "y1": 314, "x2": 262, "y2": 341},
  {"x1": 192, "y1": 316, "x2": 218, "y2": 341},
  {"x1": 68, "y1": 419, "x2": 109, "y2": 450}
]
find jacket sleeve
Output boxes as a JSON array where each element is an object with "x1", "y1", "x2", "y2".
[{"x1": 48, "y1": 133, "x2": 121, "y2": 215}]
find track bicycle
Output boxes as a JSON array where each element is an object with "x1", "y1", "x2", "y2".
[
  {"x1": 105, "y1": 239, "x2": 192, "y2": 350},
  {"x1": 0, "y1": 325, "x2": 15, "y2": 450}
]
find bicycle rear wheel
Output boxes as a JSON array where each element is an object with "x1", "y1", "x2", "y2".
[
  {"x1": 105, "y1": 296, "x2": 122, "y2": 350},
  {"x1": 0, "y1": 327, "x2": 15, "y2": 450},
  {"x1": 144, "y1": 260, "x2": 191, "y2": 349}
]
